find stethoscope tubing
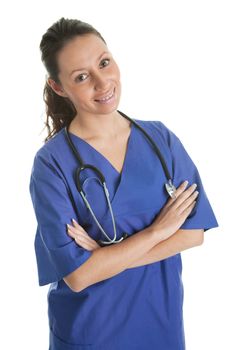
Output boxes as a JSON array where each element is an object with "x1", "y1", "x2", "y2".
[
  {"x1": 65, "y1": 110, "x2": 172, "y2": 182},
  {"x1": 64, "y1": 110, "x2": 176, "y2": 245}
]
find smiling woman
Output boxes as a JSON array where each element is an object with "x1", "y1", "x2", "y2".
[
  {"x1": 29, "y1": 17, "x2": 218, "y2": 350},
  {"x1": 41, "y1": 19, "x2": 122, "y2": 143},
  {"x1": 47, "y1": 35, "x2": 121, "y2": 119}
]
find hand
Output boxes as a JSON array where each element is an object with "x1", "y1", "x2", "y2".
[
  {"x1": 150, "y1": 181, "x2": 199, "y2": 241},
  {"x1": 67, "y1": 219, "x2": 101, "y2": 251}
]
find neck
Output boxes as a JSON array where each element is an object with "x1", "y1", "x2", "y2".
[{"x1": 69, "y1": 110, "x2": 128, "y2": 140}]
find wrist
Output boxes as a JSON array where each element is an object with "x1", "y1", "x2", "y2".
[{"x1": 145, "y1": 225, "x2": 165, "y2": 244}]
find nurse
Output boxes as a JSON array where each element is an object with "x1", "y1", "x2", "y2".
[{"x1": 29, "y1": 17, "x2": 219, "y2": 349}]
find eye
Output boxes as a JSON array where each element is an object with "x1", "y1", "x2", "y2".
[
  {"x1": 74, "y1": 58, "x2": 111, "y2": 83},
  {"x1": 100, "y1": 58, "x2": 110, "y2": 68},
  {"x1": 75, "y1": 73, "x2": 88, "y2": 83}
]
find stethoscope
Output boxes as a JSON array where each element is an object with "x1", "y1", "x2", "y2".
[{"x1": 64, "y1": 110, "x2": 177, "y2": 246}]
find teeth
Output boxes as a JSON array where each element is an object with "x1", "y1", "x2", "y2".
[{"x1": 98, "y1": 90, "x2": 114, "y2": 101}]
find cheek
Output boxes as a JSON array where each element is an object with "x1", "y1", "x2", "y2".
[
  {"x1": 73, "y1": 85, "x2": 91, "y2": 99},
  {"x1": 111, "y1": 62, "x2": 121, "y2": 80},
  {"x1": 65, "y1": 88, "x2": 88, "y2": 108}
]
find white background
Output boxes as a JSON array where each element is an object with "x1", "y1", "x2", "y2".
[{"x1": 1, "y1": 0, "x2": 240, "y2": 349}]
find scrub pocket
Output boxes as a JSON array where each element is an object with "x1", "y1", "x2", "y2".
[{"x1": 49, "y1": 329, "x2": 93, "y2": 350}]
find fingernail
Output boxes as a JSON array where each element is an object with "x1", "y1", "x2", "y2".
[
  {"x1": 183, "y1": 180, "x2": 188, "y2": 186},
  {"x1": 72, "y1": 218, "x2": 77, "y2": 223}
]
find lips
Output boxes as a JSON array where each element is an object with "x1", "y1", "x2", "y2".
[{"x1": 95, "y1": 88, "x2": 115, "y2": 102}]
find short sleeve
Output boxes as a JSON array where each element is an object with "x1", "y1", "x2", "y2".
[
  {"x1": 29, "y1": 152, "x2": 92, "y2": 286},
  {"x1": 169, "y1": 132, "x2": 219, "y2": 232}
]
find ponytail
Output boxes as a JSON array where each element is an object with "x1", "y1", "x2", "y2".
[
  {"x1": 39, "y1": 17, "x2": 106, "y2": 143},
  {"x1": 43, "y1": 82, "x2": 77, "y2": 143}
]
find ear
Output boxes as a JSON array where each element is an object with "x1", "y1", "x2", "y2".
[{"x1": 47, "y1": 78, "x2": 68, "y2": 98}]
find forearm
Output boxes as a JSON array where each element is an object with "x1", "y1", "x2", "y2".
[
  {"x1": 64, "y1": 226, "x2": 161, "y2": 292},
  {"x1": 127, "y1": 229, "x2": 204, "y2": 268}
]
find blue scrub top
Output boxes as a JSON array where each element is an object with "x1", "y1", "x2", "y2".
[{"x1": 29, "y1": 114, "x2": 218, "y2": 350}]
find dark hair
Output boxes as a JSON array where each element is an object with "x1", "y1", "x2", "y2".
[{"x1": 39, "y1": 17, "x2": 107, "y2": 142}]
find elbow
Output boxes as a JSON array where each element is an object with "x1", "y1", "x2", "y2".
[
  {"x1": 67, "y1": 282, "x2": 84, "y2": 293},
  {"x1": 63, "y1": 274, "x2": 86, "y2": 293},
  {"x1": 190, "y1": 229, "x2": 204, "y2": 247},
  {"x1": 179, "y1": 229, "x2": 204, "y2": 248},
  {"x1": 193, "y1": 235, "x2": 204, "y2": 247},
  {"x1": 63, "y1": 255, "x2": 95, "y2": 293}
]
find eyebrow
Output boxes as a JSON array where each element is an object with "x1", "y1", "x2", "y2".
[{"x1": 70, "y1": 51, "x2": 109, "y2": 76}]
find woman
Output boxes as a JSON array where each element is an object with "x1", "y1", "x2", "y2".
[{"x1": 29, "y1": 17, "x2": 218, "y2": 350}]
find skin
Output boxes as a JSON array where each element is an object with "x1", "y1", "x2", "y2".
[
  {"x1": 67, "y1": 181, "x2": 203, "y2": 270},
  {"x1": 47, "y1": 34, "x2": 127, "y2": 140},
  {"x1": 64, "y1": 181, "x2": 203, "y2": 292},
  {"x1": 46, "y1": 34, "x2": 204, "y2": 291}
]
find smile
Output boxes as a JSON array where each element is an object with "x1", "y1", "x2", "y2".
[{"x1": 95, "y1": 89, "x2": 115, "y2": 104}]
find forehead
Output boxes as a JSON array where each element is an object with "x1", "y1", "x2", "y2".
[{"x1": 57, "y1": 34, "x2": 108, "y2": 73}]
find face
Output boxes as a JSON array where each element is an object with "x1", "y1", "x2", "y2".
[{"x1": 48, "y1": 34, "x2": 121, "y2": 119}]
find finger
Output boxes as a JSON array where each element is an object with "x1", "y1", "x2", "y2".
[
  {"x1": 67, "y1": 226, "x2": 98, "y2": 248},
  {"x1": 67, "y1": 225, "x2": 86, "y2": 240},
  {"x1": 165, "y1": 181, "x2": 189, "y2": 207},
  {"x1": 91, "y1": 241, "x2": 101, "y2": 250},
  {"x1": 74, "y1": 236, "x2": 92, "y2": 250},
  {"x1": 172, "y1": 183, "x2": 198, "y2": 209},
  {"x1": 74, "y1": 233, "x2": 93, "y2": 247},
  {"x1": 180, "y1": 200, "x2": 196, "y2": 219},
  {"x1": 178, "y1": 190, "x2": 199, "y2": 215},
  {"x1": 67, "y1": 227, "x2": 78, "y2": 238},
  {"x1": 68, "y1": 227, "x2": 92, "y2": 243},
  {"x1": 67, "y1": 223, "x2": 89, "y2": 237},
  {"x1": 75, "y1": 235, "x2": 100, "y2": 251},
  {"x1": 71, "y1": 219, "x2": 88, "y2": 234}
]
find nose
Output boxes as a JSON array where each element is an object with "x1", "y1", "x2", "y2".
[{"x1": 93, "y1": 71, "x2": 110, "y2": 91}]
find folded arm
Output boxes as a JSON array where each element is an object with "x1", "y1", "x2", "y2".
[
  {"x1": 64, "y1": 221, "x2": 204, "y2": 292},
  {"x1": 64, "y1": 181, "x2": 203, "y2": 292},
  {"x1": 64, "y1": 225, "x2": 161, "y2": 293},
  {"x1": 127, "y1": 228, "x2": 204, "y2": 268}
]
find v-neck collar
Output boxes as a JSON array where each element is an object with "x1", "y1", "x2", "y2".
[{"x1": 67, "y1": 120, "x2": 135, "y2": 177}]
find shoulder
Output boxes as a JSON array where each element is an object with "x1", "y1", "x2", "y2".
[
  {"x1": 133, "y1": 117, "x2": 180, "y2": 149},
  {"x1": 31, "y1": 128, "x2": 67, "y2": 175},
  {"x1": 34, "y1": 128, "x2": 66, "y2": 160}
]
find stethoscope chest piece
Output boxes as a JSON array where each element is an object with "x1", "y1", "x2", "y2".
[
  {"x1": 165, "y1": 179, "x2": 177, "y2": 199},
  {"x1": 65, "y1": 110, "x2": 176, "y2": 245}
]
